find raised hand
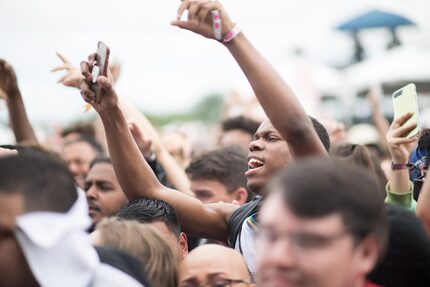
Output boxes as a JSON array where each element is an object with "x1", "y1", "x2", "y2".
[
  {"x1": 171, "y1": 0, "x2": 235, "y2": 40},
  {"x1": 51, "y1": 52, "x2": 84, "y2": 89},
  {"x1": 0, "y1": 59, "x2": 18, "y2": 97},
  {"x1": 79, "y1": 53, "x2": 118, "y2": 114},
  {"x1": 367, "y1": 89, "x2": 390, "y2": 152},
  {"x1": 0, "y1": 60, "x2": 38, "y2": 144},
  {"x1": 386, "y1": 112, "x2": 418, "y2": 164},
  {"x1": 128, "y1": 120, "x2": 154, "y2": 158},
  {"x1": 367, "y1": 89, "x2": 381, "y2": 112}
]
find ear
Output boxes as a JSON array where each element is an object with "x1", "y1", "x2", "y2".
[
  {"x1": 179, "y1": 232, "x2": 189, "y2": 259},
  {"x1": 231, "y1": 187, "x2": 249, "y2": 205},
  {"x1": 354, "y1": 234, "x2": 382, "y2": 276}
]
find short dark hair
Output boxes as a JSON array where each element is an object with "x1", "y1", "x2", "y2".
[
  {"x1": 0, "y1": 151, "x2": 77, "y2": 213},
  {"x1": 90, "y1": 156, "x2": 112, "y2": 169},
  {"x1": 309, "y1": 116, "x2": 330, "y2": 152},
  {"x1": 418, "y1": 128, "x2": 430, "y2": 153},
  {"x1": 222, "y1": 116, "x2": 260, "y2": 136},
  {"x1": 61, "y1": 122, "x2": 95, "y2": 139},
  {"x1": 116, "y1": 198, "x2": 181, "y2": 237},
  {"x1": 369, "y1": 204, "x2": 430, "y2": 286},
  {"x1": 63, "y1": 135, "x2": 104, "y2": 155},
  {"x1": 266, "y1": 157, "x2": 387, "y2": 252},
  {"x1": 185, "y1": 145, "x2": 249, "y2": 194}
]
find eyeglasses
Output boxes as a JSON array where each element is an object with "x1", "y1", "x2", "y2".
[
  {"x1": 255, "y1": 228, "x2": 349, "y2": 253},
  {"x1": 180, "y1": 278, "x2": 250, "y2": 287}
]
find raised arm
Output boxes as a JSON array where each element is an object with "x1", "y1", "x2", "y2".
[
  {"x1": 171, "y1": 0, "x2": 326, "y2": 157},
  {"x1": 78, "y1": 55, "x2": 236, "y2": 242},
  {"x1": 385, "y1": 113, "x2": 418, "y2": 211},
  {"x1": 368, "y1": 89, "x2": 390, "y2": 152},
  {"x1": 0, "y1": 60, "x2": 38, "y2": 145},
  {"x1": 52, "y1": 52, "x2": 193, "y2": 194},
  {"x1": 128, "y1": 120, "x2": 193, "y2": 195}
]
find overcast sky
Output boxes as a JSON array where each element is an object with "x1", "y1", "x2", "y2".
[{"x1": 1, "y1": 0, "x2": 429, "y2": 126}]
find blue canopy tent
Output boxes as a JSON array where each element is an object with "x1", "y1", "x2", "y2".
[
  {"x1": 338, "y1": 10, "x2": 414, "y2": 30},
  {"x1": 337, "y1": 9, "x2": 416, "y2": 62}
]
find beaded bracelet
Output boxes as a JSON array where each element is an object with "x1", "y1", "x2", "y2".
[{"x1": 391, "y1": 162, "x2": 412, "y2": 170}]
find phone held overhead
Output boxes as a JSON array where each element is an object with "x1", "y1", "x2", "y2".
[
  {"x1": 91, "y1": 41, "x2": 110, "y2": 104},
  {"x1": 392, "y1": 83, "x2": 420, "y2": 138}
]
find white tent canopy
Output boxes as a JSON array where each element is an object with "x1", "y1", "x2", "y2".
[{"x1": 345, "y1": 46, "x2": 430, "y2": 90}]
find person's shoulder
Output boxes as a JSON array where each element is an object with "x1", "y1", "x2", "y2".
[
  {"x1": 227, "y1": 196, "x2": 262, "y2": 246},
  {"x1": 236, "y1": 196, "x2": 262, "y2": 215}
]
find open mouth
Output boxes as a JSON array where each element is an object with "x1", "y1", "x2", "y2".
[
  {"x1": 248, "y1": 158, "x2": 264, "y2": 169},
  {"x1": 246, "y1": 157, "x2": 265, "y2": 177}
]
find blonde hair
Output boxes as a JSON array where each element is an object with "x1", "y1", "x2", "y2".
[{"x1": 96, "y1": 217, "x2": 178, "y2": 287}]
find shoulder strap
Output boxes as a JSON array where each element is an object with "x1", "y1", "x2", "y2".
[{"x1": 228, "y1": 196, "x2": 262, "y2": 248}]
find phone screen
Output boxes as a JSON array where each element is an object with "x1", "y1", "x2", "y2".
[{"x1": 392, "y1": 83, "x2": 420, "y2": 138}]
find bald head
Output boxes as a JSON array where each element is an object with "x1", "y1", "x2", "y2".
[{"x1": 179, "y1": 244, "x2": 252, "y2": 287}]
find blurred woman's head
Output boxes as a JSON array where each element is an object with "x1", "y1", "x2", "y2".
[
  {"x1": 330, "y1": 143, "x2": 387, "y2": 199},
  {"x1": 92, "y1": 218, "x2": 178, "y2": 287}
]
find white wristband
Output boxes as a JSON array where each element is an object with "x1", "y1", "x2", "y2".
[{"x1": 223, "y1": 24, "x2": 241, "y2": 43}]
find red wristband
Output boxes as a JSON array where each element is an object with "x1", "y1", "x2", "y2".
[{"x1": 391, "y1": 162, "x2": 410, "y2": 170}]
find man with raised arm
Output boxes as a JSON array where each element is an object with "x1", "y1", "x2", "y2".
[
  {"x1": 0, "y1": 59, "x2": 39, "y2": 146},
  {"x1": 78, "y1": 0, "x2": 328, "y2": 277}
]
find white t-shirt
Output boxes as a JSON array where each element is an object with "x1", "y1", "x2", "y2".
[{"x1": 234, "y1": 215, "x2": 257, "y2": 280}]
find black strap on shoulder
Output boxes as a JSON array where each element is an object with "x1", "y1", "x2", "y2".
[{"x1": 228, "y1": 196, "x2": 262, "y2": 248}]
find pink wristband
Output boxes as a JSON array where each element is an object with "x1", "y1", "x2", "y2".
[
  {"x1": 391, "y1": 162, "x2": 411, "y2": 170},
  {"x1": 223, "y1": 24, "x2": 241, "y2": 43}
]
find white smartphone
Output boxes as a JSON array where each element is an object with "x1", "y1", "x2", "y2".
[{"x1": 392, "y1": 83, "x2": 420, "y2": 138}]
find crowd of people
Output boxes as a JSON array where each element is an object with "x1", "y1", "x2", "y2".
[{"x1": 1, "y1": 1, "x2": 430, "y2": 286}]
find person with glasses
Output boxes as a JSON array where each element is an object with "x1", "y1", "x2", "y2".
[
  {"x1": 178, "y1": 244, "x2": 255, "y2": 287},
  {"x1": 256, "y1": 158, "x2": 388, "y2": 287}
]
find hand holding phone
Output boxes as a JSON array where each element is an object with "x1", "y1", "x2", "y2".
[
  {"x1": 392, "y1": 83, "x2": 420, "y2": 138},
  {"x1": 79, "y1": 42, "x2": 118, "y2": 115},
  {"x1": 171, "y1": 0, "x2": 235, "y2": 41},
  {"x1": 90, "y1": 41, "x2": 110, "y2": 104}
]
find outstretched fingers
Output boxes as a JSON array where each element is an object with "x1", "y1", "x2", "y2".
[{"x1": 56, "y1": 52, "x2": 70, "y2": 64}]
